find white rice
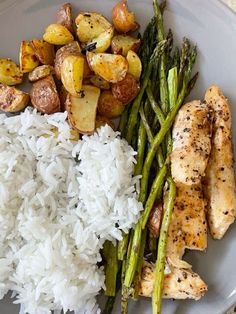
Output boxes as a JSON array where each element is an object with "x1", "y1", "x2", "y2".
[{"x1": 0, "y1": 108, "x2": 143, "y2": 314}]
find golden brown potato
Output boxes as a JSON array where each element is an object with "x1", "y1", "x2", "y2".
[
  {"x1": 111, "y1": 35, "x2": 141, "y2": 56},
  {"x1": 81, "y1": 54, "x2": 94, "y2": 78},
  {"x1": 19, "y1": 41, "x2": 39, "y2": 73},
  {"x1": 111, "y1": 73, "x2": 139, "y2": 104},
  {"x1": 126, "y1": 50, "x2": 142, "y2": 81},
  {"x1": 86, "y1": 52, "x2": 128, "y2": 83},
  {"x1": 31, "y1": 40, "x2": 55, "y2": 66},
  {"x1": 58, "y1": 84, "x2": 68, "y2": 111},
  {"x1": 61, "y1": 55, "x2": 84, "y2": 96},
  {"x1": 28, "y1": 65, "x2": 55, "y2": 82},
  {"x1": 0, "y1": 84, "x2": 29, "y2": 112},
  {"x1": 0, "y1": 58, "x2": 23, "y2": 86},
  {"x1": 98, "y1": 90, "x2": 125, "y2": 118},
  {"x1": 90, "y1": 75, "x2": 110, "y2": 90},
  {"x1": 54, "y1": 41, "x2": 81, "y2": 79},
  {"x1": 66, "y1": 85, "x2": 100, "y2": 134},
  {"x1": 112, "y1": 0, "x2": 139, "y2": 33},
  {"x1": 56, "y1": 3, "x2": 73, "y2": 33},
  {"x1": 75, "y1": 12, "x2": 112, "y2": 43},
  {"x1": 30, "y1": 75, "x2": 61, "y2": 114},
  {"x1": 95, "y1": 115, "x2": 115, "y2": 130},
  {"x1": 43, "y1": 24, "x2": 74, "y2": 45}
]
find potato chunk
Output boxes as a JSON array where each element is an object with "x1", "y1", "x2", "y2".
[
  {"x1": 66, "y1": 85, "x2": 100, "y2": 134},
  {"x1": 56, "y1": 3, "x2": 73, "y2": 33},
  {"x1": 43, "y1": 24, "x2": 74, "y2": 45},
  {"x1": 86, "y1": 52, "x2": 128, "y2": 83},
  {"x1": 28, "y1": 65, "x2": 55, "y2": 82},
  {"x1": 98, "y1": 90, "x2": 125, "y2": 118},
  {"x1": 0, "y1": 84, "x2": 29, "y2": 112},
  {"x1": 31, "y1": 40, "x2": 55, "y2": 65},
  {"x1": 111, "y1": 35, "x2": 141, "y2": 56},
  {"x1": 112, "y1": 0, "x2": 139, "y2": 33},
  {"x1": 0, "y1": 58, "x2": 23, "y2": 86},
  {"x1": 19, "y1": 41, "x2": 39, "y2": 73}
]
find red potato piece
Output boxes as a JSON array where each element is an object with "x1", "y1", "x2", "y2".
[
  {"x1": 30, "y1": 75, "x2": 61, "y2": 114},
  {"x1": 148, "y1": 201, "x2": 163, "y2": 238},
  {"x1": 111, "y1": 73, "x2": 140, "y2": 104},
  {"x1": 112, "y1": 0, "x2": 139, "y2": 33},
  {"x1": 56, "y1": 3, "x2": 74, "y2": 33}
]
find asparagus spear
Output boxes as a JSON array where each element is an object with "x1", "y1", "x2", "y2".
[
  {"x1": 152, "y1": 177, "x2": 176, "y2": 314},
  {"x1": 104, "y1": 241, "x2": 119, "y2": 297},
  {"x1": 126, "y1": 40, "x2": 167, "y2": 144},
  {"x1": 139, "y1": 46, "x2": 197, "y2": 204},
  {"x1": 168, "y1": 67, "x2": 178, "y2": 110}
]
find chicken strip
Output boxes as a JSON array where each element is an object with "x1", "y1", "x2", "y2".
[
  {"x1": 171, "y1": 100, "x2": 212, "y2": 185},
  {"x1": 166, "y1": 183, "x2": 207, "y2": 269},
  {"x1": 139, "y1": 261, "x2": 207, "y2": 300},
  {"x1": 204, "y1": 85, "x2": 236, "y2": 239}
]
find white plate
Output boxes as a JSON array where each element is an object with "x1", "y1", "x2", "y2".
[{"x1": 0, "y1": 0, "x2": 236, "y2": 313}]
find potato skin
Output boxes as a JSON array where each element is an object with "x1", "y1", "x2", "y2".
[
  {"x1": 112, "y1": 0, "x2": 139, "y2": 33},
  {"x1": 30, "y1": 75, "x2": 61, "y2": 114},
  {"x1": 58, "y1": 84, "x2": 68, "y2": 112},
  {"x1": 0, "y1": 58, "x2": 23, "y2": 86},
  {"x1": 111, "y1": 35, "x2": 141, "y2": 56},
  {"x1": 28, "y1": 65, "x2": 55, "y2": 82},
  {"x1": 54, "y1": 41, "x2": 81, "y2": 79},
  {"x1": 98, "y1": 90, "x2": 125, "y2": 118},
  {"x1": 111, "y1": 73, "x2": 139, "y2": 104},
  {"x1": 56, "y1": 3, "x2": 73, "y2": 33},
  {"x1": 0, "y1": 84, "x2": 29, "y2": 112},
  {"x1": 31, "y1": 40, "x2": 55, "y2": 66}
]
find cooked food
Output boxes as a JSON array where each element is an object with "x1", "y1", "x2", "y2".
[
  {"x1": 148, "y1": 201, "x2": 163, "y2": 238},
  {"x1": 204, "y1": 85, "x2": 236, "y2": 239},
  {"x1": 56, "y1": 2, "x2": 74, "y2": 33},
  {"x1": 61, "y1": 55, "x2": 84, "y2": 96},
  {"x1": 111, "y1": 73, "x2": 140, "y2": 104},
  {"x1": 30, "y1": 75, "x2": 60, "y2": 114},
  {"x1": 0, "y1": 111, "x2": 142, "y2": 314},
  {"x1": 30, "y1": 39, "x2": 55, "y2": 65},
  {"x1": 126, "y1": 50, "x2": 142, "y2": 81},
  {"x1": 43, "y1": 23, "x2": 74, "y2": 45},
  {"x1": 66, "y1": 85, "x2": 100, "y2": 133},
  {"x1": 0, "y1": 58, "x2": 23, "y2": 85},
  {"x1": 76, "y1": 12, "x2": 110, "y2": 43},
  {"x1": 139, "y1": 261, "x2": 207, "y2": 300},
  {"x1": 112, "y1": 0, "x2": 139, "y2": 33},
  {"x1": 28, "y1": 65, "x2": 55, "y2": 82},
  {"x1": 171, "y1": 100, "x2": 212, "y2": 186},
  {"x1": 111, "y1": 35, "x2": 141, "y2": 56},
  {"x1": 98, "y1": 90, "x2": 125, "y2": 118},
  {"x1": 19, "y1": 41, "x2": 39, "y2": 73},
  {"x1": 90, "y1": 75, "x2": 110, "y2": 90},
  {"x1": 54, "y1": 41, "x2": 81, "y2": 79},
  {"x1": 0, "y1": 84, "x2": 29, "y2": 112},
  {"x1": 166, "y1": 183, "x2": 207, "y2": 269},
  {"x1": 86, "y1": 52, "x2": 128, "y2": 83},
  {"x1": 95, "y1": 115, "x2": 115, "y2": 130}
]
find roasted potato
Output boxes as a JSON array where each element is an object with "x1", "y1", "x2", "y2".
[
  {"x1": 31, "y1": 40, "x2": 55, "y2": 65},
  {"x1": 0, "y1": 84, "x2": 29, "y2": 112},
  {"x1": 148, "y1": 201, "x2": 163, "y2": 238},
  {"x1": 75, "y1": 12, "x2": 112, "y2": 43},
  {"x1": 30, "y1": 75, "x2": 61, "y2": 114},
  {"x1": 61, "y1": 55, "x2": 84, "y2": 96},
  {"x1": 111, "y1": 35, "x2": 141, "y2": 56},
  {"x1": 0, "y1": 58, "x2": 23, "y2": 86},
  {"x1": 19, "y1": 41, "x2": 39, "y2": 73},
  {"x1": 111, "y1": 73, "x2": 139, "y2": 104},
  {"x1": 90, "y1": 75, "x2": 110, "y2": 90},
  {"x1": 43, "y1": 24, "x2": 74, "y2": 45},
  {"x1": 81, "y1": 54, "x2": 94, "y2": 78},
  {"x1": 54, "y1": 41, "x2": 81, "y2": 79},
  {"x1": 95, "y1": 115, "x2": 115, "y2": 130},
  {"x1": 89, "y1": 28, "x2": 114, "y2": 53},
  {"x1": 56, "y1": 3, "x2": 73, "y2": 33},
  {"x1": 86, "y1": 52, "x2": 128, "y2": 83},
  {"x1": 98, "y1": 90, "x2": 125, "y2": 118},
  {"x1": 126, "y1": 50, "x2": 142, "y2": 81},
  {"x1": 66, "y1": 85, "x2": 100, "y2": 134},
  {"x1": 58, "y1": 84, "x2": 68, "y2": 111},
  {"x1": 28, "y1": 65, "x2": 55, "y2": 82},
  {"x1": 112, "y1": 0, "x2": 139, "y2": 33}
]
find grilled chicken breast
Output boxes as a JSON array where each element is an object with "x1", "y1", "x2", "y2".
[
  {"x1": 166, "y1": 183, "x2": 207, "y2": 269},
  {"x1": 204, "y1": 85, "x2": 236, "y2": 239},
  {"x1": 171, "y1": 100, "x2": 212, "y2": 185},
  {"x1": 139, "y1": 261, "x2": 207, "y2": 300}
]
